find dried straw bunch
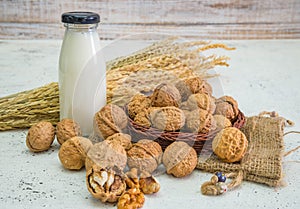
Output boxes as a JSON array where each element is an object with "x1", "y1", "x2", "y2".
[{"x1": 0, "y1": 37, "x2": 234, "y2": 131}]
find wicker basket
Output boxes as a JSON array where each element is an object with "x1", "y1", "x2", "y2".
[{"x1": 126, "y1": 110, "x2": 246, "y2": 154}]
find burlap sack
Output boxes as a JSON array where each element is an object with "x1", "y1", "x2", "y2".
[{"x1": 197, "y1": 115, "x2": 286, "y2": 187}]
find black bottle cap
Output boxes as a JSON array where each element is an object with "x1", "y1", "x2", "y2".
[{"x1": 62, "y1": 12, "x2": 100, "y2": 24}]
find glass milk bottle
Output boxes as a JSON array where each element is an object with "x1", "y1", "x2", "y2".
[{"x1": 59, "y1": 12, "x2": 106, "y2": 136}]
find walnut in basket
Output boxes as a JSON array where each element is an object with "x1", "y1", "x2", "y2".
[
  {"x1": 151, "y1": 83, "x2": 181, "y2": 107},
  {"x1": 163, "y1": 141, "x2": 197, "y2": 178},
  {"x1": 149, "y1": 106, "x2": 186, "y2": 131},
  {"x1": 94, "y1": 104, "x2": 128, "y2": 139},
  {"x1": 185, "y1": 109, "x2": 216, "y2": 134},
  {"x1": 186, "y1": 93, "x2": 216, "y2": 114},
  {"x1": 215, "y1": 96, "x2": 239, "y2": 122},
  {"x1": 127, "y1": 94, "x2": 151, "y2": 119}
]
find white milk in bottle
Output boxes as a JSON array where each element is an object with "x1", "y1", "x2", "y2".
[{"x1": 59, "y1": 12, "x2": 106, "y2": 136}]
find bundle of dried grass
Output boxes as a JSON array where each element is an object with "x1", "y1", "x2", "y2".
[
  {"x1": 0, "y1": 37, "x2": 234, "y2": 131},
  {"x1": 0, "y1": 82, "x2": 59, "y2": 131}
]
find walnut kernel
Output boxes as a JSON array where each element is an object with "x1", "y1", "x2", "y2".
[
  {"x1": 139, "y1": 172, "x2": 160, "y2": 194},
  {"x1": 117, "y1": 188, "x2": 145, "y2": 209}
]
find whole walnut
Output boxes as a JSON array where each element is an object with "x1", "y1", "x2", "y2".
[
  {"x1": 94, "y1": 104, "x2": 128, "y2": 139},
  {"x1": 214, "y1": 115, "x2": 232, "y2": 130},
  {"x1": 86, "y1": 164, "x2": 126, "y2": 203},
  {"x1": 215, "y1": 96, "x2": 239, "y2": 122},
  {"x1": 56, "y1": 118, "x2": 82, "y2": 145},
  {"x1": 85, "y1": 140, "x2": 127, "y2": 171},
  {"x1": 134, "y1": 110, "x2": 151, "y2": 128},
  {"x1": 58, "y1": 136, "x2": 93, "y2": 170},
  {"x1": 26, "y1": 121, "x2": 55, "y2": 152},
  {"x1": 151, "y1": 83, "x2": 181, "y2": 107},
  {"x1": 163, "y1": 141, "x2": 197, "y2": 178},
  {"x1": 127, "y1": 139, "x2": 163, "y2": 174},
  {"x1": 212, "y1": 127, "x2": 248, "y2": 163},
  {"x1": 150, "y1": 107, "x2": 185, "y2": 131},
  {"x1": 186, "y1": 93, "x2": 216, "y2": 114},
  {"x1": 105, "y1": 133, "x2": 132, "y2": 151},
  {"x1": 127, "y1": 94, "x2": 151, "y2": 119},
  {"x1": 175, "y1": 77, "x2": 212, "y2": 101},
  {"x1": 185, "y1": 109, "x2": 216, "y2": 134}
]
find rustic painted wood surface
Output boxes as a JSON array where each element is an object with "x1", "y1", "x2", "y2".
[{"x1": 0, "y1": 0, "x2": 300, "y2": 39}]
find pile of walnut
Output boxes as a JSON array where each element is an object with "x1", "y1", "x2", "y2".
[{"x1": 25, "y1": 76, "x2": 248, "y2": 208}]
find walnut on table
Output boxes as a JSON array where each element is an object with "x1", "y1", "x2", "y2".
[
  {"x1": 94, "y1": 104, "x2": 128, "y2": 139},
  {"x1": 86, "y1": 165, "x2": 126, "y2": 203},
  {"x1": 127, "y1": 139, "x2": 163, "y2": 174},
  {"x1": 212, "y1": 127, "x2": 248, "y2": 163},
  {"x1": 26, "y1": 121, "x2": 55, "y2": 152},
  {"x1": 163, "y1": 141, "x2": 198, "y2": 178},
  {"x1": 85, "y1": 140, "x2": 127, "y2": 171},
  {"x1": 56, "y1": 118, "x2": 82, "y2": 145},
  {"x1": 139, "y1": 171, "x2": 160, "y2": 194},
  {"x1": 58, "y1": 136, "x2": 93, "y2": 170}
]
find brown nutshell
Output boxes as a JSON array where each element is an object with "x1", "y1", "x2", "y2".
[
  {"x1": 58, "y1": 136, "x2": 93, "y2": 170},
  {"x1": 163, "y1": 141, "x2": 197, "y2": 178},
  {"x1": 151, "y1": 83, "x2": 181, "y2": 107},
  {"x1": 26, "y1": 121, "x2": 55, "y2": 152},
  {"x1": 94, "y1": 104, "x2": 128, "y2": 139},
  {"x1": 105, "y1": 133, "x2": 132, "y2": 151},
  {"x1": 127, "y1": 139, "x2": 163, "y2": 174},
  {"x1": 212, "y1": 127, "x2": 248, "y2": 163},
  {"x1": 56, "y1": 118, "x2": 82, "y2": 145},
  {"x1": 185, "y1": 109, "x2": 216, "y2": 134},
  {"x1": 215, "y1": 96, "x2": 239, "y2": 122},
  {"x1": 127, "y1": 94, "x2": 151, "y2": 119},
  {"x1": 186, "y1": 93, "x2": 216, "y2": 114}
]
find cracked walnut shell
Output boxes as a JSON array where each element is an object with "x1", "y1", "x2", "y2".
[
  {"x1": 26, "y1": 121, "x2": 55, "y2": 152},
  {"x1": 56, "y1": 118, "x2": 82, "y2": 145},
  {"x1": 151, "y1": 83, "x2": 181, "y2": 107},
  {"x1": 186, "y1": 93, "x2": 216, "y2": 114},
  {"x1": 215, "y1": 96, "x2": 239, "y2": 122},
  {"x1": 212, "y1": 127, "x2": 248, "y2": 163},
  {"x1": 85, "y1": 140, "x2": 127, "y2": 171},
  {"x1": 139, "y1": 172, "x2": 160, "y2": 194},
  {"x1": 86, "y1": 165, "x2": 126, "y2": 203},
  {"x1": 94, "y1": 104, "x2": 128, "y2": 139},
  {"x1": 127, "y1": 139, "x2": 163, "y2": 174},
  {"x1": 163, "y1": 141, "x2": 197, "y2": 178},
  {"x1": 185, "y1": 109, "x2": 216, "y2": 134},
  {"x1": 150, "y1": 106, "x2": 185, "y2": 131},
  {"x1": 58, "y1": 136, "x2": 93, "y2": 170},
  {"x1": 127, "y1": 94, "x2": 151, "y2": 119}
]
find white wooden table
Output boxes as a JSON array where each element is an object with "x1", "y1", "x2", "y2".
[{"x1": 0, "y1": 39, "x2": 299, "y2": 209}]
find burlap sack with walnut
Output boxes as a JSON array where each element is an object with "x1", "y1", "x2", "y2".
[{"x1": 197, "y1": 115, "x2": 286, "y2": 187}]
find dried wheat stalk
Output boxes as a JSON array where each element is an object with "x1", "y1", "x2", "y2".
[{"x1": 0, "y1": 37, "x2": 234, "y2": 131}]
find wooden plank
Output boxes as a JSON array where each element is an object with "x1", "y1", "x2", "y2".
[
  {"x1": 1, "y1": 22, "x2": 299, "y2": 40},
  {"x1": 0, "y1": 0, "x2": 299, "y2": 24}
]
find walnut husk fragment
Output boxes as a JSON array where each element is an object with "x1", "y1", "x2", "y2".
[
  {"x1": 56, "y1": 118, "x2": 82, "y2": 145},
  {"x1": 58, "y1": 136, "x2": 93, "y2": 170},
  {"x1": 26, "y1": 121, "x2": 55, "y2": 152}
]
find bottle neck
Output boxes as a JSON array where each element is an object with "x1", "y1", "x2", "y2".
[{"x1": 64, "y1": 23, "x2": 98, "y2": 32}]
